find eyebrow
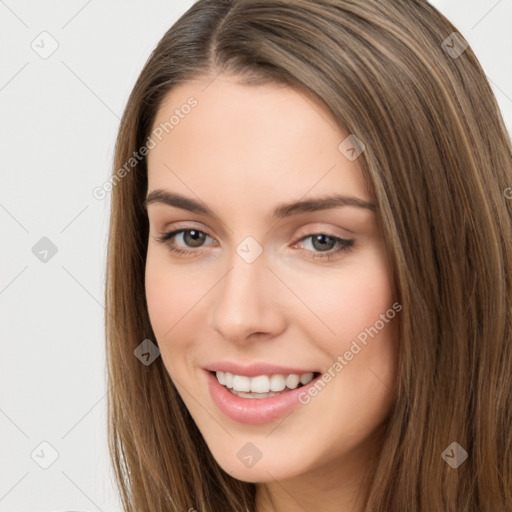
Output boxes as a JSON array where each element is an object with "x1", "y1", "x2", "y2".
[{"x1": 143, "y1": 189, "x2": 376, "y2": 218}]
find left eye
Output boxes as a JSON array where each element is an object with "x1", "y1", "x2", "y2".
[
  {"x1": 155, "y1": 229, "x2": 354, "y2": 260},
  {"x1": 297, "y1": 233, "x2": 353, "y2": 253}
]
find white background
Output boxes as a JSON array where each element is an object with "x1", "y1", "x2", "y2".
[{"x1": 0, "y1": 1, "x2": 511, "y2": 511}]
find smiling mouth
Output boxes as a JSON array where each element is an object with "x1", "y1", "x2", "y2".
[{"x1": 209, "y1": 370, "x2": 321, "y2": 399}]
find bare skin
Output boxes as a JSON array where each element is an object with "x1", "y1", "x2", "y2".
[{"x1": 145, "y1": 73, "x2": 399, "y2": 512}]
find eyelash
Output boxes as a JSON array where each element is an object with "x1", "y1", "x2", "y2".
[{"x1": 155, "y1": 228, "x2": 354, "y2": 261}]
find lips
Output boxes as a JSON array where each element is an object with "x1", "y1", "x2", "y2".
[{"x1": 204, "y1": 367, "x2": 322, "y2": 425}]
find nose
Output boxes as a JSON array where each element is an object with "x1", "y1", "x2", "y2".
[{"x1": 208, "y1": 251, "x2": 286, "y2": 344}]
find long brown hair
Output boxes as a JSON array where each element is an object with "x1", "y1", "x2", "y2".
[{"x1": 104, "y1": 1, "x2": 512, "y2": 510}]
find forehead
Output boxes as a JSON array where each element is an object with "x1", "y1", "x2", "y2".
[{"x1": 147, "y1": 75, "x2": 371, "y2": 205}]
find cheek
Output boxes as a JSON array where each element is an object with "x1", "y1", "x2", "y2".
[
  {"x1": 289, "y1": 253, "x2": 395, "y2": 351},
  {"x1": 145, "y1": 264, "x2": 194, "y2": 384},
  {"x1": 144, "y1": 249, "x2": 200, "y2": 365},
  {"x1": 145, "y1": 257, "x2": 175, "y2": 337},
  {"x1": 340, "y1": 270, "x2": 394, "y2": 339},
  {"x1": 145, "y1": 248, "x2": 204, "y2": 336},
  {"x1": 144, "y1": 248, "x2": 227, "y2": 381},
  {"x1": 322, "y1": 261, "x2": 398, "y2": 426}
]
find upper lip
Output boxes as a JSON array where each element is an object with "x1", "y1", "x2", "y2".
[{"x1": 204, "y1": 361, "x2": 319, "y2": 377}]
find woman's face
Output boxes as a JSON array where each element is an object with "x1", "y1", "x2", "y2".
[{"x1": 145, "y1": 74, "x2": 399, "y2": 489}]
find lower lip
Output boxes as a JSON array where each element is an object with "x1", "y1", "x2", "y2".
[{"x1": 205, "y1": 370, "x2": 320, "y2": 425}]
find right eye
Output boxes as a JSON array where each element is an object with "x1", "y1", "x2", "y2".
[{"x1": 155, "y1": 228, "x2": 217, "y2": 256}]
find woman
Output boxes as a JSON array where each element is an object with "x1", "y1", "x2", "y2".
[{"x1": 104, "y1": 1, "x2": 512, "y2": 511}]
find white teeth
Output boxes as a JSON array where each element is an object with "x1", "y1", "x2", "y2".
[
  {"x1": 285, "y1": 374, "x2": 300, "y2": 389},
  {"x1": 224, "y1": 372, "x2": 234, "y2": 389},
  {"x1": 250, "y1": 375, "x2": 270, "y2": 393},
  {"x1": 215, "y1": 371, "x2": 316, "y2": 393},
  {"x1": 232, "y1": 375, "x2": 251, "y2": 392},
  {"x1": 229, "y1": 389, "x2": 281, "y2": 399},
  {"x1": 269, "y1": 374, "x2": 286, "y2": 391},
  {"x1": 300, "y1": 372, "x2": 314, "y2": 385}
]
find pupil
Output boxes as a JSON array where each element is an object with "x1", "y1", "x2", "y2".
[
  {"x1": 313, "y1": 234, "x2": 334, "y2": 252},
  {"x1": 185, "y1": 230, "x2": 205, "y2": 247}
]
